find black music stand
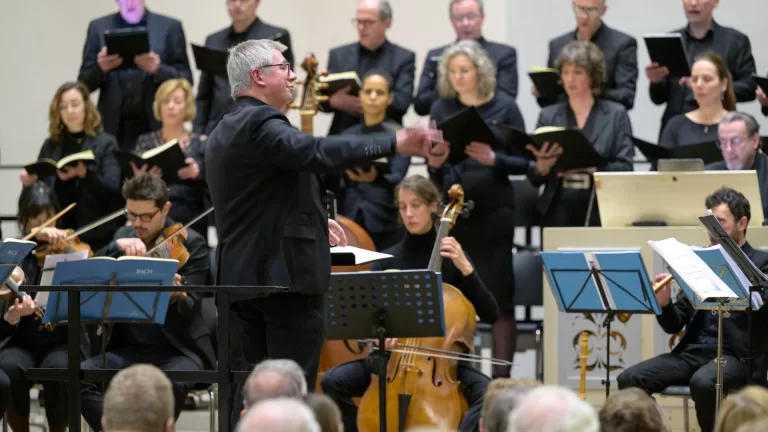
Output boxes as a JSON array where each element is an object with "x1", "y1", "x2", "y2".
[
  {"x1": 541, "y1": 251, "x2": 661, "y2": 398},
  {"x1": 326, "y1": 270, "x2": 445, "y2": 432}
]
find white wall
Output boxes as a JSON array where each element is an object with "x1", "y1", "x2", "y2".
[{"x1": 0, "y1": 0, "x2": 766, "y2": 232}]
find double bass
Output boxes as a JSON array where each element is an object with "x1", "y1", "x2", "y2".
[{"x1": 288, "y1": 53, "x2": 375, "y2": 390}]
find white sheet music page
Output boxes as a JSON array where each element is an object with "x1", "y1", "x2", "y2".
[
  {"x1": 37, "y1": 250, "x2": 91, "y2": 307},
  {"x1": 691, "y1": 244, "x2": 762, "y2": 309},
  {"x1": 649, "y1": 238, "x2": 739, "y2": 302},
  {"x1": 330, "y1": 246, "x2": 393, "y2": 265}
]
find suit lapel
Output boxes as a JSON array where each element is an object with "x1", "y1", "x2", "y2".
[{"x1": 582, "y1": 101, "x2": 608, "y2": 144}]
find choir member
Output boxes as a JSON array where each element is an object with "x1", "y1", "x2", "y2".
[
  {"x1": 645, "y1": 0, "x2": 756, "y2": 136},
  {"x1": 338, "y1": 70, "x2": 410, "y2": 250},
  {"x1": 414, "y1": 0, "x2": 518, "y2": 115},
  {"x1": 322, "y1": 0, "x2": 415, "y2": 135},
  {"x1": 659, "y1": 52, "x2": 734, "y2": 148},
  {"x1": 427, "y1": 40, "x2": 526, "y2": 378},
  {"x1": 536, "y1": 0, "x2": 637, "y2": 110},
  {"x1": 78, "y1": 0, "x2": 193, "y2": 150},
  {"x1": 194, "y1": 0, "x2": 294, "y2": 136},
  {"x1": 19, "y1": 82, "x2": 123, "y2": 251},
  {"x1": 527, "y1": 40, "x2": 633, "y2": 227},
  {"x1": 134, "y1": 78, "x2": 208, "y2": 237}
]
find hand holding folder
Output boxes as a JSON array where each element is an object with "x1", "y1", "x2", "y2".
[{"x1": 497, "y1": 124, "x2": 603, "y2": 172}]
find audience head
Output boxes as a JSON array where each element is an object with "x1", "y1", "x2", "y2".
[
  {"x1": 117, "y1": 0, "x2": 146, "y2": 25},
  {"x1": 360, "y1": 69, "x2": 394, "y2": 119},
  {"x1": 49, "y1": 81, "x2": 102, "y2": 142},
  {"x1": 242, "y1": 359, "x2": 308, "y2": 415},
  {"x1": 734, "y1": 417, "x2": 768, "y2": 432},
  {"x1": 683, "y1": 0, "x2": 718, "y2": 27},
  {"x1": 705, "y1": 187, "x2": 751, "y2": 245},
  {"x1": 718, "y1": 111, "x2": 761, "y2": 170},
  {"x1": 122, "y1": 173, "x2": 171, "y2": 243},
  {"x1": 153, "y1": 78, "x2": 196, "y2": 125},
  {"x1": 449, "y1": 0, "x2": 484, "y2": 41},
  {"x1": 690, "y1": 52, "x2": 735, "y2": 111},
  {"x1": 598, "y1": 388, "x2": 670, "y2": 432},
  {"x1": 437, "y1": 40, "x2": 496, "y2": 100},
  {"x1": 227, "y1": 0, "x2": 260, "y2": 27},
  {"x1": 506, "y1": 385, "x2": 599, "y2": 432},
  {"x1": 305, "y1": 393, "x2": 343, "y2": 432},
  {"x1": 355, "y1": 0, "x2": 392, "y2": 51},
  {"x1": 572, "y1": 0, "x2": 607, "y2": 36},
  {"x1": 555, "y1": 40, "x2": 606, "y2": 99},
  {"x1": 714, "y1": 386, "x2": 768, "y2": 432},
  {"x1": 481, "y1": 378, "x2": 541, "y2": 432},
  {"x1": 101, "y1": 364, "x2": 174, "y2": 432},
  {"x1": 228, "y1": 39, "x2": 296, "y2": 108},
  {"x1": 395, "y1": 175, "x2": 441, "y2": 235},
  {"x1": 18, "y1": 181, "x2": 60, "y2": 233},
  {"x1": 237, "y1": 397, "x2": 320, "y2": 432}
]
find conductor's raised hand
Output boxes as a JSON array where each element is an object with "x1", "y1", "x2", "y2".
[
  {"x1": 97, "y1": 47, "x2": 123, "y2": 73},
  {"x1": 328, "y1": 219, "x2": 348, "y2": 247},
  {"x1": 395, "y1": 124, "x2": 441, "y2": 158},
  {"x1": 655, "y1": 272, "x2": 672, "y2": 308}
]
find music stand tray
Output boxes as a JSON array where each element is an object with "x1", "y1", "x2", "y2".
[
  {"x1": 541, "y1": 250, "x2": 661, "y2": 397},
  {"x1": 325, "y1": 270, "x2": 445, "y2": 432}
]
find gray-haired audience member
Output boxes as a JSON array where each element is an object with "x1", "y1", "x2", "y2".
[
  {"x1": 241, "y1": 359, "x2": 308, "y2": 417},
  {"x1": 505, "y1": 385, "x2": 599, "y2": 432},
  {"x1": 101, "y1": 364, "x2": 175, "y2": 432},
  {"x1": 482, "y1": 386, "x2": 538, "y2": 432},
  {"x1": 236, "y1": 398, "x2": 320, "y2": 432}
]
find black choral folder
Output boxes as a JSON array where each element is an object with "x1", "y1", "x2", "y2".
[
  {"x1": 496, "y1": 124, "x2": 603, "y2": 171},
  {"x1": 753, "y1": 75, "x2": 768, "y2": 95},
  {"x1": 191, "y1": 44, "x2": 228, "y2": 76},
  {"x1": 104, "y1": 27, "x2": 150, "y2": 70},
  {"x1": 114, "y1": 139, "x2": 187, "y2": 185},
  {"x1": 633, "y1": 137, "x2": 723, "y2": 165},
  {"x1": 528, "y1": 67, "x2": 563, "y2": 99},
  {"x1": 643, "y1": 33, "x2": 691, "y2": 78},
  {"x1": 437, "y1": 107, "x2": 497, "y2": 165}
]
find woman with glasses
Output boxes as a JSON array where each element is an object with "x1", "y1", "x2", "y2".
[
  {"x1": 427, "y1": 39, "x2": 526, "y2": 379},
  {"x1": 19, "y1": 81, "x2": 123, "y2": 251},
  {"x1": 133, "y1": 79, "x2": 208, "y2": 236},
  {"x1": 659, "y1": 52, "x2": 736, "y2": 149}
]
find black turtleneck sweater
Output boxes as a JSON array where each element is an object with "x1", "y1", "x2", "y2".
[{"x1": 370, "y1": 229, "x2": 500, "y2": 323}]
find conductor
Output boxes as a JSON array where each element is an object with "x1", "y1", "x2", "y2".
[{"x1": 204, "y1": 39, "x2": 438, "y2": 425}]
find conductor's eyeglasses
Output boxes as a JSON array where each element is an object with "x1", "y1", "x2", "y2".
[
  {"x1": 717, "y1": 136, "x2": 750, "y2": 150},
  {"x1": 572, "y1": 4, "x2": 602, "y2": 17},
  {"x1": 260, "y1": 62, "x2": 291, "y2": 73},
  {"x1": 126, "y1": 208, "x2": 161, "y2": 222}
]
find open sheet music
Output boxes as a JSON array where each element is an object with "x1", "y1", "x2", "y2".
[
  {"x1": 37, "y1": 250, "x2": 91, "y2": 308},
  {"x1": 330, "y1": 246, "x2": 393, "y2": 266},
  {"x1": 699, "y1": 212, "x2": 768, "y2": 284},
  {"x1": 690, "y1": 245, "x2": 763, "y2": 310}
]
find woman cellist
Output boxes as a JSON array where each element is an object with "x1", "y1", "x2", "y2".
[{"x1": 321, "y1": 175, "x2": 499, "y2": 432}]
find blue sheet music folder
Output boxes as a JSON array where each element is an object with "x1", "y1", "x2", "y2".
[
  {"x1": 0, "y1": 239, "x2": 36, "y2": 283},
  {"x1": 42, "y1": 257, "x2": 178, "y2": 325},
  {"x1": 541, "y1": 251, "x2": 661, "y2": 314}
]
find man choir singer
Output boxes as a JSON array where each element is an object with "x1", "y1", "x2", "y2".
[{"x1": 204, "y1": 39, "x2": 438, "y2": 424}]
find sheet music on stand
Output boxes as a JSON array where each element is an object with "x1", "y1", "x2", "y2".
[
  {"x1": 37, "y1": 250, "x2": 91, "y2": 308},
  {"x1": 699, "y1": 212, "x2": 768, "y2": 285}
]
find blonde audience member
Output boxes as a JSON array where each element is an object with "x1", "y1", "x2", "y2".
[
  {"x1": 101, "y1": 364, "x2": 175, "y2": 432},
  {"x1": 305, "y1": 393, "x2": 344, "y2": 432},
  {"x1": 734, "y1": 417, "x2": 768, "y2": 432},
  {"x1": 598, "y1": 388, "x2": 670, "y2": 432},
  {"x1": 714, "y1": 386, "x2": 768, "y2": 432},
  {"x1": 506, "y1": 385, "x2": 599, "y2": 432},
  {"x1": 480, "y1": 378, "x2": 541, "y2": 432}
]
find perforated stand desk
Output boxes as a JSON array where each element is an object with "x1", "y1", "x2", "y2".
[
  {"x1": 25, "y1": 284, "x2": 283, "y2": 432},
  {"x1": 326, "y1": 270, "x2": 445, "y2": 432}
]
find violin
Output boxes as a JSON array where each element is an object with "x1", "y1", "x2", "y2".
[{"x1": 0, "y1": 266, "x2": 53, "y2": 331}]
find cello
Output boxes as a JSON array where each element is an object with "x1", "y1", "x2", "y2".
[{"x1": 288, "y1": 53, "x2": 375, "y2": 391}]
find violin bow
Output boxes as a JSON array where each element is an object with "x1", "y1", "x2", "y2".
[
  {"x1": 145, "y1": 207, "x2": 214, "y2": 256},
  {"x1": 22, "y1": 203, "x2": 77, "y2": 241},
  {"x1": 31, "y1": 207, "x2": 127, "y2": 254}
]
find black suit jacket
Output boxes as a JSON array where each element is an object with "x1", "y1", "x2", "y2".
[
  {"x1": 657, "y1": 242, "x2": 768, "y2": 383},
  {"x1": 414, "y1": 37, "x2": 518, "y2": 116},
  {"x1": 706, "y1": 152, "x2": 768, "y2": 225},
  {"x1": 194, "y1": 18, "x2": 293, "y2": 136},
  {"x1": 97, "y1": 219, "x2": 215, "y2": 369},
  {"x1": 205, "y1": 97, "x2": 397, "y2": 302},
  {"x1": 325, "y1": 41, "x2": 415, "y2": 135},
  {"x1": 540, "y1": 23, "x2": 638, "y2": 110},
  {"x1": 78, "y1": 10, "x2": 193, "y2": 137}
]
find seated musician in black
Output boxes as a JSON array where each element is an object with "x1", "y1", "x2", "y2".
[
  {"x1": 617, "y1": 187, "x2": 768, "y2": 432},
  {"x1": 80, "y1": 173, "x2": 214, "y2": 431},
  {"x1": 338, "y1": 69, "x2": 410, "y2": 250},
  {"x1": 322, "y1": 174, "x2": 499, "y2": 432}
]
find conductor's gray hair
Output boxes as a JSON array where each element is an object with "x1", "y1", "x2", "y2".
[
  {"x1": 243, "y1": 359, "x2": 307, "y2": 408},
  {"x1": 236, "y1": 398, "x2": 320, "y2": 432},
  {"x1": 720, "y1": 111, "x2": 761, "y2": 137},
  {"x1": 227, "y1": 39, "x2": 288, "y2": 99},
  {"x1": 505, "y1": 386, "x2": 599, "y2": 432},
  {"x1": 437, "y1": 40, "x2": 496, "y2": 99},
  {"x1": 449, "y1": 0, "x2": 484, "y2": 16},
  {"x1": 359, "y1": 0, "x2": 393, "y2": 20}
]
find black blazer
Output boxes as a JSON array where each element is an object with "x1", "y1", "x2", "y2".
[
  {"x1": 324, "y1": 41, "x2": 415, "y2": 135},
  {"x1": 194, "y1": 18, "x2": 293, "y2": 136},
  {"x1": 78, "y1": 10, "x2": 193, "y2": 137},
  {"x1": 205, "y1": 97, "x2": 398, "y2": 302},
  {"x1": 540, "y1": 23, "x2": 638, "y2": 110},
  {"x1": 706, "y1": 152, "x2": 768, "y2": 225},
  {"x1": 97, "y1": 219, "x2": 215, "y2": 369},
  {"x1": 657, "y1": 242, "x2": 768, "y2": 383},
  {"x1": 414, "y1": 37, "x2": 518, "y2": 116}
]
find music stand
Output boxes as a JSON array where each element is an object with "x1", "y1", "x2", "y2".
[
  {"x1": 325, "y1": 270, "x2": 445, "y2": 432},
  {"x1": 541, "y1": 250, "x2": 662, "y2": 398}
]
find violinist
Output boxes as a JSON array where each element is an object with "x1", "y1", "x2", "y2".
[
  {"x1": 321, "y1": 175, "x2": 499, "y2": 432},
  {"x1": 80, "y1": 173, "x2": 214, "y2": 431},
  {"x1": 19, "y1": 81, "x2": 123, "y2": 251}
]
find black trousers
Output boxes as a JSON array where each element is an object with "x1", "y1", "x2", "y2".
[
  {"x1": 617, "y1": 346, "x2": 746, "y2": 432},
  {"x1": 229, "y1": 293, "x2": 326, "y2": 426},
  {"x1": 80, "y1": 347, "x2": 199, "y2": 431},
  {"x1": 0, "y1": 344, "x2": 68, "y2": 427},
  {"x1": 321, "y1": 359, "x2": 488, "y2": 432}
]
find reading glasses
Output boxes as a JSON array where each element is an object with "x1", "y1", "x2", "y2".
[
  {"x1": 126, "y1": 208, "x2": 161, "y2": 222},
  {"x1": 716, "y1": 136, "x2": 753, "y2": 150}
]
